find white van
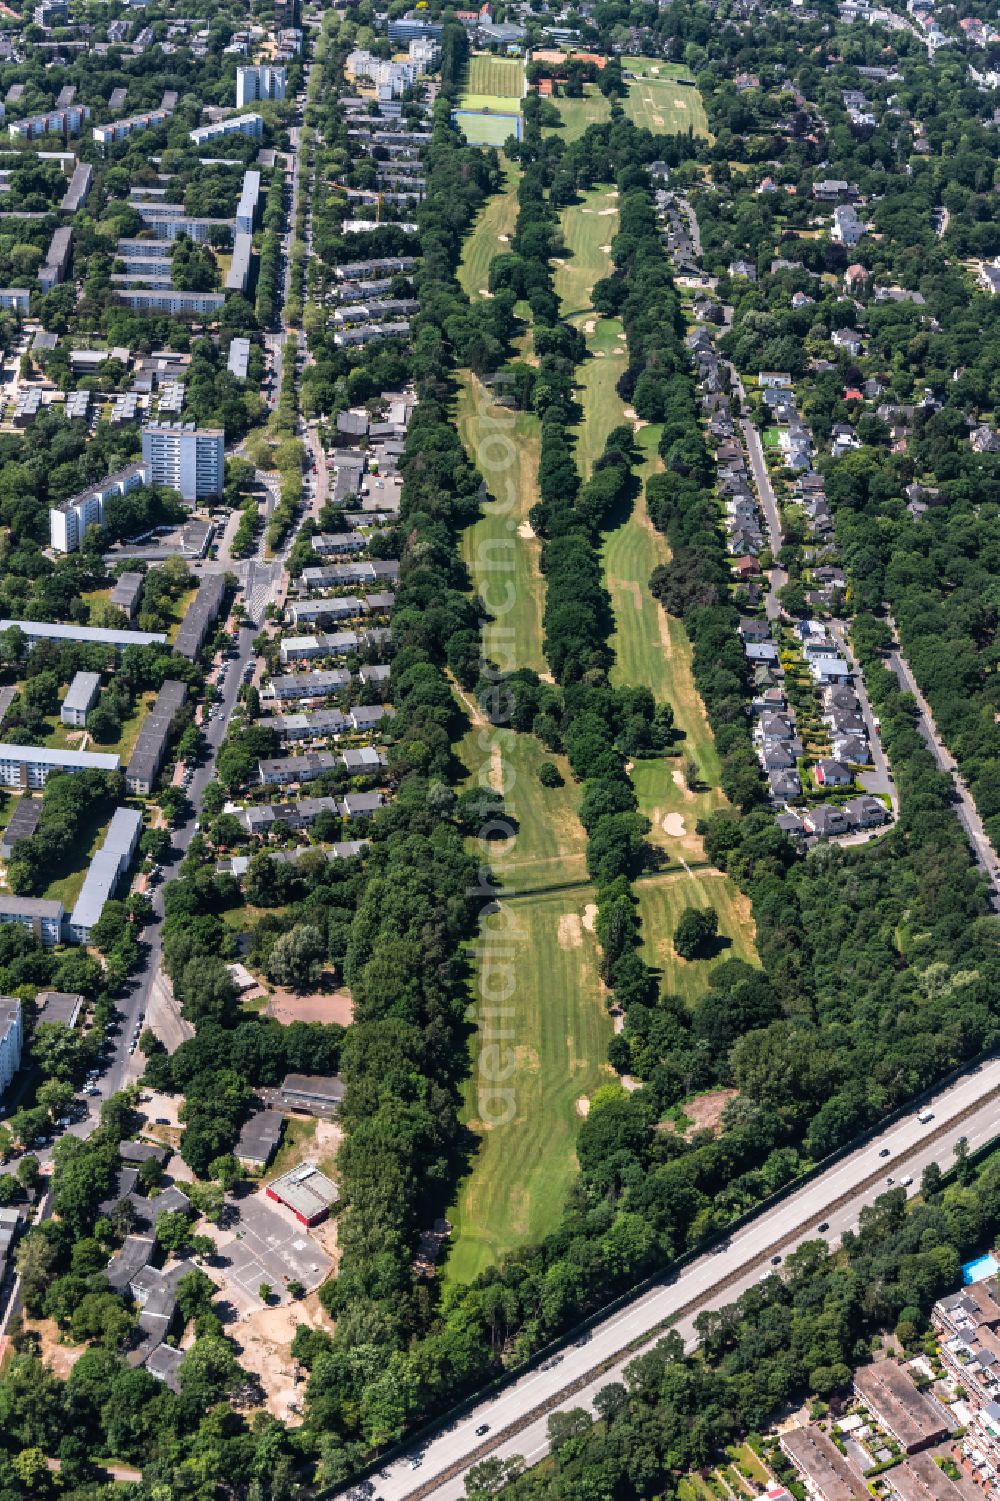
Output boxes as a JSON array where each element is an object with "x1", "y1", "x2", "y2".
[{"x1": 918, "y1": 1110, "x2": 934, "y2": 1124}]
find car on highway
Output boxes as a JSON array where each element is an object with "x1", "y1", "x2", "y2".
[
  {"x1": 770, "y1": 1254, "x2": 781, "y2": 1265},
  {"x1": 475, "y1": 1424, "x2": 490, "y2": 1436},
  {"x1": 817, "y1": 1221, "x2": 829, "y2": 1232},
  {"x1": 885, "y1": 1176, "x2": 894, "y2": 1186},
  {"x1": 879, "y1": 1147, "x2": 890, "y2": 1157},
  {"x1": 901, "y1": 1174, "x2": 913, "y2": 1187}
]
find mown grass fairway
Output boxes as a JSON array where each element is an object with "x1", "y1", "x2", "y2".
[
  {"x1": 622, "y1": 57, "x2": 710, "y2": 139},
  {"x1": 554, "y1": 186, "x2": 629, "y2": 478},
  {"x1": 455, "y1": 371, "x2": 547, "y2": 676},
  {"x1": 635, "y1": 869, "x2": 758, "y2": 1008},
  {"x1": 546, "y1": 85, "x2": 610, "y2": 141},
  {"x1": 555, "y1": 202, "x2": 755, "y2": 966},
  {"x1": 447, "y1": 718, "x2": 611, "y2": 1282},
  {"x1": 457, "y1": 156, "x2": 519, "y2": 302}
]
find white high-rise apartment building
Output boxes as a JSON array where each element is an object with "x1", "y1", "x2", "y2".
[
  {"x1": 0, "y1": 998, "x2": 23, "y2": 1098},
  {"x1": 236, "y1": 64, "x2": 287, "y2": 108},
  {"x1": 141, "y1": 423, "x2": 225, "y2": 502}
]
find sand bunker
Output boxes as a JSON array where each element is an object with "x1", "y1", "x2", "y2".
[
  {"x1": 582, "y1": 903, "x2": 598, "y2": 932},
  {"x1": 576, "y1": 1096, "x2": 591, "y2": 1117},
  {"x1": 662, "y1": 812, "x2": 686, "y2": 836},
  {"x1": 517, "y1": 519, "x2": 535, "y2": 538}
]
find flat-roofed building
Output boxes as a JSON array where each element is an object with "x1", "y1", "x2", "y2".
[
  {"x1": 189, "y1": 113, "x2": 263, "y2": 146},
  {"x1": 142, "y1": 423, "x2": 224, "y2": 502},
  {"x1": 125, "y1": 679, "x2": 187, "y2": 795},
  {"x1": 0, "y1": 618, "x2": 165, "y2": 653},
  {"x1": 236, "y1": 64, "x2": 286, "y2": 107},
  {"x1": 93, "y1": 107, "x2": 169, "y2": 147},
  {"x1": 266, "y1": 1160, "x2": 339, "y2": 1225},
  {"x1": 61, "y1": 670, "x2": 101, "y2": 727},
  {"x1": 0, "y1": 896, "x2": 64, "y2": 947},
  {"x1": 116, "y1": 288, "x2": 226, "y2": 317},
  {"x1": 173, "y1": 573, "x2": 225, "y2": 660},
  {"x1": 38, "y1": 224, "x2": 71, "y2": 291},
  {"x1": 60, "y1": 160, "x2": 92, "y2": 213},
  {"x1": 0, "y1": 798, "x2": 40, "y2": 860},
  {"x1": 227, "y1": 336, "x2": 250, "y2": 379},
  {"x1": 0, "y1": 288, "x2": 29, "y2": 313},
  {"x1": 49, "y1": 461, "x2": 150, "y2": 552},
  {"x1": 0, "y1": 997, "x2": 22, "y2": 1097},
  {"x1": 225, "y1": 233, "x2": 252, "y2": 294},
  {"x1": 277, "y1": 1073, "x2": 345, "y2": 1115},
  {"x1": 235, "y1": 169, "x2": 261, "y2": 233},
  {"x1": 35, "y1": 989, "x2": 84, "y2": 1027},
  {"x1": 0, "y1": 743, "x2": 119, "y2": 790},
  {"x1": 66, "y1": 806, "x2": 142, "y2": 944},
  {"x1": 781, "y1": 1427, "x2": 868, "y2": 1501},
  {"x1": 853, "y1": 1361, "x2": 950, "y2": 1454},
  {"x1": 110, "y1": 571, "x2": 144, "y2": 619}
]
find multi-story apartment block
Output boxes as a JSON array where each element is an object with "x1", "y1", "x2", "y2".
[
  {"x1": 135, "y1": 203, "x2": 232, "y2": 243},
  {"x1": 38, "y1": 225, "x2": 71, "y2": 292},
  {"x1": 8, "y1": 105, "x2": 90, "y2": 140},
  {"x1": 115, "y1": 288, "x2": 226, "y2": 317},
  {"x1": 235, "y1": 169, "x2": 261, "y2": 234},
  {"x1": 0, "y1": 619, "x2": 165, "y2": 655},
  {"x1": 0, "y1": 289, "x2": 29, "y2": 313},
  {"x1": 189, "y1": 113, "x2": 263, "y2": 146},
  {"x1": 0, "y1": 898, "x2": 64, "y2": 948},
  {"x1": 141, "y1": 423, "x2": 224, "y2": 502},
  {"x1": 0, "y1": 743, "x2": 120, "y2": 790},
  {"x1": 66, "y1": 806, "x2": 142, "y2": 944},
  {"x1": 236, "y1": 64, "x2": 286, "y2": 107},
  {"x1": 61, "y1": 671, "x2": 101, "y2": 727},
  {"x1": 49, "y1": 461, "x2": 148, "y2": 552},
  {"x1": 93, "y1": 108, "x2": 169, "y2": 147},
  {"x1": 0, "y1": 997, "x2": 22, "y2": 1097}
]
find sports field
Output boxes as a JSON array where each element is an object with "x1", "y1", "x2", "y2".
[
  {"x1": 454, "y1": 109, "x2": 521, "y2": 147},
  {"x1": 457, "y1": 156, "x2": 519, "y2": 301},
  {"x1": 466, "y1": 54, "x2": 525, "y2": 101},
  {"x1": 622, "y1": 57, "x2": 710, "y2": 139},
  {"x1": 456, "y1": 55, "x2": 525, "y2": 145}
]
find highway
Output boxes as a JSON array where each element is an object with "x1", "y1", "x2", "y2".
[{"x1": 342, "y1": 1058, "x2": 1000, "y2": 1501}]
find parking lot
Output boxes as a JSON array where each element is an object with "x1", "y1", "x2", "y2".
[{"x1": 207, "y1": 1192, "x2": 332, "y2": 1312}]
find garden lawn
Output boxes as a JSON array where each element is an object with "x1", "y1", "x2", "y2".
[
  {"x1": 622, "y1": 57, "x2": 710, "y2": 138},
  {"x1": 634, "y1": 868, "x2": 758, "y2": 1008},
  {"x1": 457, "y1": 156, "x2": 520, "y2": 302},
  {"x1": 455, "y1": 371, "x2": 548, "y2": 676}
]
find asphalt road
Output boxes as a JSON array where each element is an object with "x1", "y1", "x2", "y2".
[
  {"x1": 345, "y1": 1058, "x2": 1000, "y2": 1501},
  {"x1": 740, "y1": 415, "x2": 787, "y2": 620}
]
